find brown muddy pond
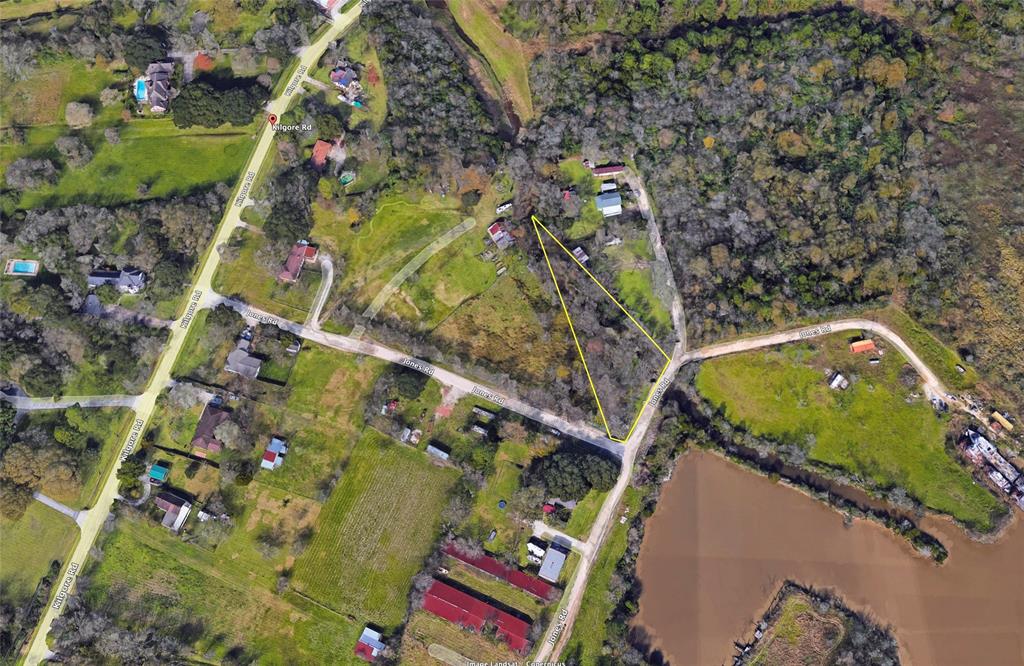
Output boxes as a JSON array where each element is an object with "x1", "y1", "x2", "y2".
[{"x1": 634, "y1": 451, "x2": 1024, "y2": 666}]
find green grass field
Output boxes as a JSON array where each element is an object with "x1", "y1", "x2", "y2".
[
  {"x1": 213, "y1": 229, "x2": 323, "y2": 319},
  {"x1": 443, "y1": 558, "x2": 545, "y2": 617},
  {"x1": 266, "y1": 347, "x2": 386, "y2": 498},
  {"x1": 86, "y1": 516, "x2": 362, "y2": 664},
  {"x1": 401, "y1": 610, "x2": 523, "y2": 665},
  {"x1": 563, "y1": 487, "x2": 640, "y2": 663},
  {"x1": 292, "y1": 430, "x2": 459, "y2": 627},
  {"x1": 447, "y1": 0, "x2": 533, "y2": 121},
  {"x1": 0, "y1": 0, "x2": 92, "y2": 20},
  {"x1": 865, "y1": 306, "x2": 979, "y2": 390},
  {"x1": 695, "y1": 334, "x2": 1004, "y2": 530},
  {"x1": 346, "y1": 27, "x2": 388, "y2": 131},
  {"x1": 311, "y1": 191, "x2": 465, "y2": 311},
  {"x1": 58, "y1": 407, "x2": 133, "y2": 509},
  {"x1": 561, "y1": 488, "x2": 605, "y2": 540},
  {"x1": 466, "y1": 440, "x2": 531, "y2": 553},
  {"x1": 0, "y1": 503, "x2": 77, "y2": 604}
]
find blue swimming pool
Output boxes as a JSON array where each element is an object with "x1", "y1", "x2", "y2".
[
  {"x1": 134, "y1": 78, "x2": 147, "y2": 101},
  {"x1": 12, "y1": 261, "x2": 35, "y2": 274}
]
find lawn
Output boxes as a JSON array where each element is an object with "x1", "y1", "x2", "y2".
[
  {"x1": 695, "y1": 334, "x2": 1004, "y2": 530},
  {"x1": 310, "y1": 190, "x2": 465, "y2": 311},
  {"x1": 291, "y1": 430, "x2": 459, "y2": 627},
  {"x1": 86, "y1": 516, "x2": 362, "y2": 664},
  {"x1": 749, "y1": 591, "x2": 846, "y2": 666},
  {"x1": 264, "y1": 347, "x2": 386, "y2": 498},
  {"x1": 172, "y1": 309, "x2": 232, "y2": 379},
  {"x1": 434, "y1": 257, "x2": 572, "y2": 383},
  {"x1": 0, "y1": 58, "x2": 121, "y2": 128},
  {"x1": 213, "y1": 228, "x2": 323, "y2": 319},
  {"x1": 466, "y1": 440, "x2": 532, "y2": 554},
  {"x1": 0, "y1": 0, "x2": 92, "y2": 20},
  {"x1": 21, "y1": 126, "x2": 250, "y2": 208},
  {"x1": 864, "y1": 306, "x2": 979, "y2": 390},
  {"x1": 447, "y1": 0, "x2": 534, "y2": 121},
  {"x1": 0, "y1": 502, "x2": 77, "y2": 604},
  {"x1": 563, "y1": 487, "x2": 640, "y2": 664},
  {"x1": 561, "y1": 488, "x2": 605, "y2": 540},
  {"x1": 400, "y1": 610, "x2": 524, "y2": 665},
  {"x1": 346, "y1": 27, "x2": 388, "y2": 131},
  {"x1": 442, "y1": 558, "x2": 545, "y2": 618}
]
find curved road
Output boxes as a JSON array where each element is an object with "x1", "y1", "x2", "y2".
[
  {"x1": 20, "y1": 5, "x2": 364, "y2": 664},
  {"x1": 305, "y1": 253, "x2": 334, "y2": 329},
  {"x1": 218, "y1": 296, "x2": 625, "y2": 458}
]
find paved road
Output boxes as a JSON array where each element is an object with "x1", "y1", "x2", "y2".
[
  {"x1": 21, "y1": 6, "x2": 363, "y2": 664},
  {"x1": 305, "y1": 253, "x2": 334, "y2": 329},
  {"x1": 32, "y1": 492, "x2": 84, "y2": 526},
  {"x1": 683, "y1": 318, "x2": 948, "y2": 398},
  {"x1": 351, "y1": 217, "x2": 477, "y2": 338},
  {"x1": 1, "y1": 394, "x2": 140, "y2": 410},
  {"x1": 218, "y1": 296, "x2": 625, "y2": 458},
  {"x1": 532, "y1": 521, "x2": 590, "y2": 556}
]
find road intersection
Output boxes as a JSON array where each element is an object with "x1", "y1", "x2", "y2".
[
  {"x1": 19, "y1": 5, "x2": 363, "y2": 663},
  {"x1": 17, "y1": 4, "x2": 974, "y2": 661}
]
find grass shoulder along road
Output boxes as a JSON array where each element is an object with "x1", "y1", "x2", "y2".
[
  {"x1": 291, "y1": 429, "x2": 459, "y2": 627},
  {"x1": 695, "y1": 333, "x2": 1005, "y2": 531},
  {"x1": 562, "y1": 487, "x2": 641, "y2": 664}
]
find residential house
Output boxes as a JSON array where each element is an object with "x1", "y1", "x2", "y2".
[
  {"x1": 354, "y1": 626, "x2": 386, "y2": 662},
  {"x1": 592, "y1": 164, "x2": 624, "y2": 177},
  {"x1": 87, "y1": 268, "x2": 147, "y2": 294},
  {"x1": 526, "y1": 538, "x2": 547, "y2": 565},
  {"x1": 278, "y1": 241, "x2": 319, "y2": 282},
  {"x1": 149, "y1": 463, "x2": 169, "y2": 486},
  {"x1": 144, "y1": 61, "x2": 175, "y2": 113},
  {"x1": 331, "y1": 66, "x2": 357, "y2": 88},
  {"x1": 600, "y1": 181, "x2": 618, "y2": 192},
  {"x1": 495, "y1": 201, "x2": 513, "y2": 215},
  {"x1": 225, "y1": 336, "x2": 262, "y2": 379},
  {"x1": 849, "y1": 339, "x2": 876, "y2": 354},
  {"x1": 310, "y1": 139, "x2": 334, "y2": 171},
  {"x1": 471, "y1": 424, "x2": 488, "y2": 437},
  {"x1": 828, "y1": 372, "x2": 849, "y2": 390},
  {"x1": 426, "y1": 442, "x2": 450, "y2": 461},
  {"x1": 260, "y1": 437, "x2": 288, "y2": 471},
  {"x1": 472, "y1": 407, "x2": 496, "y2": 421},
  {"x1": 422, "y1": 579, "x2": 531, "y2": 653},
  {"x1": 312, "y1": 0, "x2": 343, "y2": 13},
  {"x1": 572, "y1": 246, "x2": 590, "y2": 264},
  {"x1": 191, "y1": 403, "x2": 231, "y2": 455},
  {"x1": 486, "y1": 222, "x2": 513, "y2": 251},
  {"x1": 595, "y1": 192, "x2": 622, "y2": 217},
  {"x1": 538, "y1": 544, "x2": 568, "y2": 583},
  {"x1": 153, "y1": 491, "x2": 191, "y2": 532}
]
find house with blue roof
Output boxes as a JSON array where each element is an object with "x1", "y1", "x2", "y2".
[{"x1": 260, "y1": 437, "x2": 288, "y2": 470}]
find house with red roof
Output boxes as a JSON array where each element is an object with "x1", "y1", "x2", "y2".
[
  {"x1": 849, "y1": 339, "x2": 877, "y2": 354},
  {"x1": 310, "y1": 139, "x2": 333, "y2": 170},
  {"x1": 443, "y1": 544, "x2": 555, "y2": 600},
  {"x1": 422, "y1": 580, "x2": 531, "y2": 653},
  {"x1": 354, "y1": 626, "x2": 386, "y2": 661},
  {"x1": 278, "y1": 241, "x2": 319, "y2": 282}
]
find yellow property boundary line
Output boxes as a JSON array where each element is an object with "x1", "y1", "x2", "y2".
[{"x1": 531, "y1": 215, "x2": 671, "y2": 443}]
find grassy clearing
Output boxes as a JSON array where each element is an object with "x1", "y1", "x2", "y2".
[
  {"x1": 561, "y1": 488, "x2": 605, "y2": 540},
  {"x1": 0, "y1": 59, "x2": 120, "y2": 128},
  {"x1": 616, "y1": 269, "x2": 672, "y2": 338},
  {"x1": 345, "y1": 27, "x2": 388, "y2": 131},
  {"x1": 87, "y1": 516, "x2": 361, "y2": 664},
  {"x1": 466, "y1": 440, "x2": 531, "y2": 553},
  {"x1": 183, "y1": 0, "x2": 283, "y2": 43},
  {"x1": 266, "y1": 348, "x2": 386, "y2": 498},
  {"x1": 435, "y1": 256, "x2": 571, "y2": 383},
  {"x1": 0, "y1": 0, "x2": 92, "y2": 20},
  {"x1": 749, "y1": 592, "x2": 845, "y2": 666},
  {"x1": 442, "y1": 558, "x2": 545, "y2": 618},
  {"x1": 311, "y1": 191, "x2": 464, "y2": 310},
  {"x1": 695, "y1": 333, "x2": 1004, "y2": 530},
  {"x1": 173, "y1": 309, "x2": 228, "y2": 379},
  {"x1": 401, "y1": 610, "x2": 523, "y2": 665},
  {"x1": 0, "y1": 503, "x2": 77, "y2": 604},
  {"x1": 213, "y1": 229, "x2": 322, "y2": 319},
  {"x1": 447, "y1": 0, "x2": 534, "y2": 121},
  {"x1": 563, "y1": 487, "x2": 640, "y2": 663},
  {"x1": 864, "y1": 306, "x2": 979, "y2": 390},
  {"x1": 292, "y1": 430, "x2": 459, "y2": 627}
]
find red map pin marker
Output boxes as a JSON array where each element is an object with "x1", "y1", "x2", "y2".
[{"x1": 268, "y1": 114, "x2": 278, "y2": 126}]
